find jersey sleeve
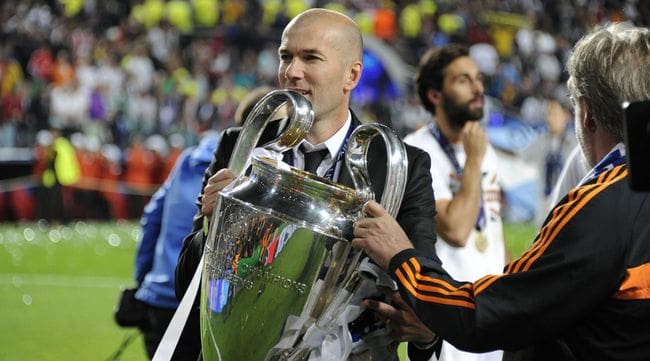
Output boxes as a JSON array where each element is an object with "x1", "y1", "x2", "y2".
[{"x1": 387, "y1": 169, "x2": 629, "y2": 352}]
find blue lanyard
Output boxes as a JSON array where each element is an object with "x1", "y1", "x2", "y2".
[
  {"x1": 429, "y1": 123, "x2": 486, "y2": 231},
  {"x1": 285, "y1": 122, "x2": 354, "y2": 181}
]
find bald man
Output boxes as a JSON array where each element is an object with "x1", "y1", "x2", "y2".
[{"x1": 175, "y1": 8, "x2": 437, "y2": 360}]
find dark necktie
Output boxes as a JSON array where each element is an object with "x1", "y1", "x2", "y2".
[{"x1": 301, "y1": 146, "x2": 328, "y2": 174}]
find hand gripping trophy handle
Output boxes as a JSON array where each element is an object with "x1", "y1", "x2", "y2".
[{"x1": 203, "y1": 89, "x2": 313, "y2": 233}]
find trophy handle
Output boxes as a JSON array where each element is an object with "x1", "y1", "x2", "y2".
[
  {"x1": 228, "y1": 89, "x2": 314, "y2": 177},
  {"x1": 345, "y1": 123, "x2": 408, "y2": 217}
]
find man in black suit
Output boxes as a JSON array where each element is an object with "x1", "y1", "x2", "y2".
[{"x1": 175, "y1": 8, "x2": 437, "y2": 360}]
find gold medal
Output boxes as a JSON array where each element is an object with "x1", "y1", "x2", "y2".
[{"x1": 475, "y1": 231, "x2": 488, "y2": 253}]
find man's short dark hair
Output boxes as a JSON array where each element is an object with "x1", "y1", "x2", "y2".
[{"x1": 415, "y1": 44, "x2": 470, "y2": 114}]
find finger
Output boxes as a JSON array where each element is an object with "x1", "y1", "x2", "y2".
[
  {"x1": 210, "y1": 168, "x2": 236, "y2": 183},
  {"x1": 362, "y1": 200, "x2": 389, "y2": 218},
  {"x1": 200, "y1": 192, "x2": 217, "y2": 215},
  {"x1": 466, "y1": 121, "x2": 481, "y2": 136},
  {"x1": 353, "y1": 217, "x2": 374, "y2": 233},
  {"x1": 376, "y1": 286, "x2": 398, "y2": 298},
  {"x1": 350, "y1": 237, "x2": 366, "y2": 251},
  {"x1": 201, "y1": 201, "x2": 213, "y2": 216},
  {"x1": 461, "y1": 121, "x2": 473, "y2": 134},
  {"x1": 207, "y1": 173, "x2": 221, "y2": 185},
  {"x1": 200, "y1": 185, "x2": 223, "y2": 216},
  {"x1": 388, "y1": 291, "x2": 410, "y2": 310},
  {"x1": 363, "y1": 298, "x2": 399, "y2": 320}
]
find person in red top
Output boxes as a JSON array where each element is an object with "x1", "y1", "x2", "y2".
[
  {"x1": 51, "y1": 49, "x2": 75, "y2": 87},
  {"x1": 73, "y1": 135, "x2": 110, "y2": 219},
  {"x1": 100, "y1": 143, "x2": 128, "y2": 220},
  {"x1": 1, "y1": 85, "x2": 23, "y2": 125},
  {"x1": 123, "y1": 135, "x2": 160, "y2": 218},
  {"x1": 27, "y1": 44, "x2": 54, "y2": 82},
  {"x1": 161, "y1": 133, "x2": 185, "y2": 182}
]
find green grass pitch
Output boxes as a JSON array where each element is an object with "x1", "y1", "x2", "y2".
[{"x1": 0, "y1": 220, "x2": 536, "y2": 360}]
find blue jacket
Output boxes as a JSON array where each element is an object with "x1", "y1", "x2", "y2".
[{"x1": 134, "y1": 133, "x2": 219, "y2": 308}]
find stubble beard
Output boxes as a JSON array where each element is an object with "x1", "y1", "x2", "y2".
[{"x1": 442, "y1": 92, "x2": 484, "y2": 130}]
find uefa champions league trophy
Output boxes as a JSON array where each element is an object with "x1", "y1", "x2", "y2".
[{"x1": 200, "y1": 89, "x2": 407, "y2": 360}]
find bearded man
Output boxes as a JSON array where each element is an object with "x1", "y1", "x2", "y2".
[{"x1": 403, "y1": 44, "x2": 506, "y2": 361}]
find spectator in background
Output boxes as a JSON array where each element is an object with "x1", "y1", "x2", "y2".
[
  {"x1": 521, "y1": 99, "x2": 576, "y2": 224},
  {"x1": 27, "y1": 42, "x2": 54, "y2": 83},
  {"x1": 161, "y1": 133, "x2": 186, "y2": 182},
  {"x1": 32, "y1": 130, "x2": 53, "y2": 185},
  {"x1": 1, "y1": 84, "x2": 24, "y2": 147},
  {"x1": 132, "y1": 85, "x2": 269, "y2": 359},
  {"x1": 133, "y1": 131, "x2": 219, "y2": 360},
  {"x1": 95, "y1": 53, "x2": 125, "y2": 122},
  {"x1": 126, "y1": 87, "x2": 158, "y2": 137},
  {"x1": 547, "y1": 145, "x2": 589, "y2": 210},
  {"x1": 123, "y1": 41, "x2": 155, "y2": 94},
  {"x1": 36, "y1": 128, "x2": 80, "y2": 222},
  {"x1": 51, "y1": 49, "x2": 75, "y2": 88},
  {"x1": 49, "y1": 76, "x2": 88, "y2": 130},
  {"x1": 122, "y1": 135, "x2": 160, "y2": 218},
  {"x1": 100, "y1": 143, "x2": 128, "y2": 220},
  {"x1": 73, "y1": 134, "x2": 111, "y2": 219},
  {"x1": 145, "y1": 134, "x2": 170, "y2": 185},
  {"x1": 232, "y1": 85, "x2": 274, "y2": 126},
  {"x1": 403, "y1": 44, "x2": 505, "y2": 361}
]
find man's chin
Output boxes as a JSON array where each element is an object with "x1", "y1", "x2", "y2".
[{"x1": 469, "y1": 108, "x2": 484, "y2": 120}]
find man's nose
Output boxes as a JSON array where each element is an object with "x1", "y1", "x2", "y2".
[
  {"x1": 472, "y1": 78, "x2": 484, "y2": 95},
  {"x1": 284, "y1": 59, "x2": 304, "y2": 80}
]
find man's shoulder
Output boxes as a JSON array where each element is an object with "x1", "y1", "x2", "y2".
[
  {"x1": 403, "y1": 126, "x2": 433, "y2": 145},
  {"x1": 404, "y1": 141, "x2": 430, "y2": 160},
  {"x1": 221, "y1": 126, "x2": 243, "y2": 139}
]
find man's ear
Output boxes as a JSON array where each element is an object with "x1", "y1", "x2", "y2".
[
  {"x1": 580, "y1": 97, "x2": 597, "y2": 132},
  {"x1": 345, "y1": 61, "x2": 363, "y2": 91},
  {"x1": 426, "y1": 88, "x2": 442, "y2": 107}
]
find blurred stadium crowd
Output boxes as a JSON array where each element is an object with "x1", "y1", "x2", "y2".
[{"x1": 0, "y1": 0, "x2": 648, "y2": 222}]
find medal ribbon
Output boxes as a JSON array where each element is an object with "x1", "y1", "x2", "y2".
[{"x1": 429, "y1": 123, "x2": 486, "y2": 231}]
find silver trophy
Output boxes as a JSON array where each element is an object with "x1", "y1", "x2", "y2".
[{"x1": 200, "y1": 89, "x2": 407, "y2": 360}]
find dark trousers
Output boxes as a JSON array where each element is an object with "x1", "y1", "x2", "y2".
[{"x1": 139, "y1": 304, "x2": 200, "y2": 361}]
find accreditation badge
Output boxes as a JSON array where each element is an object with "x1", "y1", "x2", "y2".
[{"x1": 474, "y1": 230, "x2": 488, "y2": 253}]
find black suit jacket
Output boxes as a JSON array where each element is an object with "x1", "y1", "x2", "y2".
[{"x1": 173, "y1": 112, "x2": 437, "y2": 360}]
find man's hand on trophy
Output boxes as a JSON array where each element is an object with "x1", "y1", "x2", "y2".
[
  {"x1": 363, "y1": 289, "x2": 437, "y2": 345},
  {"x1": 201, "y1": 168, "x2": 236, "y2": 216},
  {"x1": 352, "y1": 200, "x2": 414, "y2": 270}
]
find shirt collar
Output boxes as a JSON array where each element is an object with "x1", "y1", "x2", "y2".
[
  {"x1": 579, "y1": 142, "x2": 627, "y2": 185},
  {"x1": 300, "y1": 111, "x2": 352, "y2": 159}
]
